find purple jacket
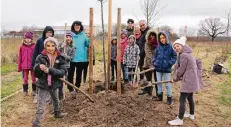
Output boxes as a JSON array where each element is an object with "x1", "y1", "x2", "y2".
[
  {"x1": 17, "y1": 43, "x2": 35, "y2": 72},
  {"x1": 174, "y1": 45, "x2": 204, "y2": 93}
]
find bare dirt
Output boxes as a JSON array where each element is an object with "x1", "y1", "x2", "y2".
[{"x1": 1, "y1": 61, "x2": 231, "y2": 127}]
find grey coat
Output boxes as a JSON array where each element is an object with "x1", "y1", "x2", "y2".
[
  {"x1": 174, "y1": 45, "x2": 204, "y2": 93},
  {"x1": 58, "y1": 42, "x2": 76, "y2": 68}
]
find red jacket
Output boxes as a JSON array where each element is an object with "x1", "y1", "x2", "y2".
[
  {"x1": 17, "y1": 43, "x2": 35, "y2": 72},
  {"x1": 120, "y1": 38, "x2": 129, "y2": 62}
]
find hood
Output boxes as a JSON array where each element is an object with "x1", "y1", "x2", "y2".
[
  {"x1": 145, "y1": 29, "x2": 158, "y2": 42},
  {"x1": 111, "y1": 37, "x2": 117, "y2": 45},
  {"x1": 158, "y1": 31, "x2": 170, "y2": 45},
  {"x1": 128, "y1": 35, "x2": 136, "y2": 45},
  {"x1": 42, "y1": 26, "x2": 54, "y2": 39},
  {"x1": 71, "y1": 21, "x2": 84, "y2": 34},
  {"x1": 182, "y1": 45, "x2": 192, "y2": 53}
]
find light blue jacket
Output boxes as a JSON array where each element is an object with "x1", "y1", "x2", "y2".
[{"x1": 72, "y1": 31, "x2": 89, "y2": 62}]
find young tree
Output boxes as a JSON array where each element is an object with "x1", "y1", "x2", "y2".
[
  {"x1": 139, "y1": 0, "x2": 163, "y2": 27},
  {"x1": 98, "y1": 0, "x2": 107, "y2": 84}
]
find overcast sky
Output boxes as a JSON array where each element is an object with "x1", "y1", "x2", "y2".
[{"x1": 1, "y1": 0, "x2": 231, "y2": 32}]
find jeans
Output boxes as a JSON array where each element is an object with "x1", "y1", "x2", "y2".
[{"x1": 156, "y1": 72, "x2": 172, "y2": 97}]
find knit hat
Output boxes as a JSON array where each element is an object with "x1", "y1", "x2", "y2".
[
  {"x1": 44, "y1": 37, "x2": 59, "y2": 48},
  {"x1": 66, "y1": 31, "x2": 73, "y2": 38},
  {"x1": 24, "y1": 31, "x2": 33, "y2": 39},
  {"x1": 121, "y1": 29, "x2": 128, "y2": 36},
  {"x1": 173, "y1": 36, "x2": 187, "y2": 46}
]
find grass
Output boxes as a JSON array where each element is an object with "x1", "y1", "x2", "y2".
[
  {"x1": 219, "y1": 54, "x2": 231, "y2": 107},
  {"x1": 1, "y1": 74, "x2": 22, "y2": 99},
  {"x1": 1, "y1": 64, "x2": 17, "y2": 76}
]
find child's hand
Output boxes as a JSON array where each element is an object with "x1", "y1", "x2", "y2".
[
  {"x1": 61, "y1": 42, "x2": 66, "y2": 48},
  {"x1": 44, "y1": 67, "x2": 49, "y2": 73},
  {"x1": 40, "y1": 64, "x2": 46, "y2": 71}
]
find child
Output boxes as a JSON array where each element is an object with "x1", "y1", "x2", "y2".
[
  {"x1": 152, "y1": 31, "x2": 177, "y2": 105},
  {"x1": 17, "y1": 31, "x2": 36, "y2": 96},
  {"x1": 32, "y1": 37, "x2": 67, "y2": 127},
  {"x1": 168, "y1": 37, "x2": 203, "y2": 126},
  {"x1": 111, "y1": 37, "x2": 117, "y2": 81},
  {"x1": 123, "y1": 35, "x2": 140, "y2": 87},
  {"x1": 139, "y1": 29, "x2": 158, "y2": 96},
  {"x1": 120, "y1": 29, "x2": 129, "y2": 83},
  {"x1": 58, "y1": 31, "x2": 76, "y2": 99}
]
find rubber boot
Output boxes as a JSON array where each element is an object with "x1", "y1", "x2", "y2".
[
  {"x1": 23, "y1": 84, "x2": 28, "y2": 96},
  {"x1": 54, "y1": 111, "x2": 68, "y2": 118},
  {"x1": 147, "y1": 86, "x2": 153, "y2": 96},
  {"x1": 153, "y1": 92, "x2": 163, "y2": 101},
  {"x1": 166, "y1": 96, "x2": 172, "y2": 105},
  {"x1": 32, "y1": 84, "x2": 36, "y2": 96}
]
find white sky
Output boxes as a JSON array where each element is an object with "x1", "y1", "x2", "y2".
[{"x1": 1, "y1": 0, "x2": 231, "y2": 32}]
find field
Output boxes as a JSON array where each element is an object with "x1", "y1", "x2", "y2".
[{"x1": 1, "y1": 38, "x2": 231, "y2": 127}]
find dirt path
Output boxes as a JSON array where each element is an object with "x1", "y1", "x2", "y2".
[{"x1": 1, "y1": 61, "x2": 231, "y2": 127}]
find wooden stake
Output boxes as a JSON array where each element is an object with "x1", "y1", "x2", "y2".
[
  {"x1": 63, "y1": 23, "x2": 67, "y2": 100},
  {"x1": 107, "y1": 0, "x2": 112, "y2": 90},
  {"x1": 116, "y1": 8, "x2": 121, "y2": 96},
  {"x1": 89, "y1": 8, "x2": 94, "y2": 94}
]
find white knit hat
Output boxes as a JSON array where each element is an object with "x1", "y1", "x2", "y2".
[
  {"x1": 44, "y1": 37, "x2": 59, "y2": 48},
  {"x1": 173, "y1": 36, "x2": 187, "y2": 46}
]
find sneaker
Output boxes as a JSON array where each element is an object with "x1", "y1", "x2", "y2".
[
  {"x1": 70, "y1": 91, "x2": 76, "y2": 98},
  {"x1": 184, "y1": 113, "x2": 195, "y2": 120},
  {"x1": 32, "y1": 91, "x2": 36, "y2": 96},
  {"x1": 33, "y1": 94, "x2": 38, "y2": 104},
  {"x1": 23, "y1": 91, "x2": 28, "y2": 96},
  {"x1": 168, "y1": 117, "x2": 183, "y2": 126}
]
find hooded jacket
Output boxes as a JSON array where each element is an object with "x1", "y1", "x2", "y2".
[
  {"x1": 32, "y1": 26, "x2": 54, "y2": 67},
  {"x1": 152, "y1": 31, "x2": 177, "y2": 73},
  {"x1": 111, "y1": 38, "x2": 117, "y2": 61},
  {"x1": 173, "y1": 45, "x2": 204, "y2": 93},
  {"x1": 123, "y1": 35, "x2": 140, "y2": 68},
  {"x1": 143, "y1": 29, "x2": 158, "y2": 68},
  {"x1": 58, "y1": 42, "x2": 76, "y2": 68},
  {"x1": 18, "y1": 43, "x2": 35, "y2": 72},
  {"x1": 33, "y1": 50, "x2": 67, "y2": 90}
]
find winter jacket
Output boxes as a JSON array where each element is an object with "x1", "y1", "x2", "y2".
[
  {"x1": 173, "y1": 45, "x2": 204, "y2": 93},
  {"x1": 72, "y1": 31, "x2": 89, "y2": 62},
  {"x1": 143, "y1": 29, "x2": 158, "y2": 68},
  {"x1": 33, "y1": 50, "x2": 67, "y2": 90},
  {"x1": 17, "y1": 43, "x2": 35, "y2": 72},
  {"x1": 58, "y1": 42, "x2": 76, "y2": 68},
  {"x1": 152, "y1": 31, "x2": 177, "y2": 73},
  {"x1": 123, "y1": 37, "x2": 140, "y2": 68},
  {"x1": 120, "y1": 38, "x2": 129, "y2": 62},
  {"x1": 126, "y1": 27, "x2": 134, "y2": 37},
  {"x1": 111, "y1": 44, "x2": 117, "y2": 61},
  {"x1": 32, "y1": 26, "x2": 54, "y2": 67},
  {"x1": 138, "y1": 26, "x2": 150, "y2": 57}
]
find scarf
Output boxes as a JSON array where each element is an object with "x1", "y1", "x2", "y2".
[
  {"x1": 148, "y1": 38, "x2": 158, "y2": 49},
  {"x1": 135, "y1": 33, "x2": 141, "y2": 39},
  {"x1": 120, "y1": 37, "x2": 128, "y2": 44},
  {"x1": 47, "y1": 52, "x2": 57, "y2": 86}
]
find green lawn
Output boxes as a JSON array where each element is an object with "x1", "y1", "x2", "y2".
[{"x1": 1, "y1": 63, "x2": 17, "y2": 76}]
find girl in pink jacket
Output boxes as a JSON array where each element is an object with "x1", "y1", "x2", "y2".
[{"x1": 17, "y1": 32, "x2": 36, "y2": 96}]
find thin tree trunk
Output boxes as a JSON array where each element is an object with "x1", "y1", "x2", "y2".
[{"x1": 100, "y1": 1, "x2": 107, "y2": 85}]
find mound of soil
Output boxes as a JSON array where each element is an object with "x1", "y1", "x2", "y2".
[{"x1": 57, "y1": 90, "x2": 196, "y2": 127}]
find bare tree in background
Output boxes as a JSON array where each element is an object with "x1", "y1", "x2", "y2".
[
  {"x1": 112, "y1": 23, "x2": 126, "y2": 36},
  {"x1": 140, "y1": 0, "x2": 163, "y2": 27},
  {"x1": 226, "y1": 9, "x2": 231, "y2": 38},
  {"x1": 199, "y1": 17, "x2": 227, "y2": 42},
  {"x1": 98, "y1": 0, "x2": 107, "y2": 84}
]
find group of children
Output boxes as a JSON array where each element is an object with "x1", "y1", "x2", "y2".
[{"x1": 17, "y1": 19, "x2": 203, "y2": 126}]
